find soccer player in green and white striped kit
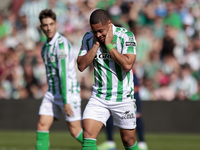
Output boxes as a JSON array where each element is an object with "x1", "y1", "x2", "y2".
[
  {"x1": 36, "y1": 9, "x2": 83, "y2": 150},
  {"x1": 77, "y1": 9, "x2": 139, "y2": 150}
]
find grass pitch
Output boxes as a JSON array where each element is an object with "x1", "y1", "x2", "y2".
[{"x1": 0, "y1": 130, "x2": 200, "y2": 150}]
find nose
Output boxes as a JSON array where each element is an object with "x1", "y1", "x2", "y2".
[
  {"x1": 96, "y1": 32, "x2": 101, "y2": 38},
  {"x1": 47, "y1": 25, "x2": 51, "y2": 31}
]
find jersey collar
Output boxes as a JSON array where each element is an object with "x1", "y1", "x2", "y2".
[
  {"x1": 47, "y1": 32, "x2": 59, "y2": 46},
  {"x1": 112, "y1": 24, "x2": 116, "y2": 35}
]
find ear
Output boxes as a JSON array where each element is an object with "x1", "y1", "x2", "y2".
[{"x1": 108, "y1": 20, "x2": 112, "y2": 26}]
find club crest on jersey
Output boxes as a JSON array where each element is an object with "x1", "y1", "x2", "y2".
[
  {"x1": 95, "y1": 53, "x2": 112, "y2": 60},
  {"x1": 50, "y1": 56, "x2": 56, "y2": 62}
]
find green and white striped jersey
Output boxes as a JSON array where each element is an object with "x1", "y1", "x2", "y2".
[
  {"x1": 79, "y1": 25, "x2": 136, "y2": 102},
  {"x1": 41, "y1": 32, "x2": 80, "y2": 104}
]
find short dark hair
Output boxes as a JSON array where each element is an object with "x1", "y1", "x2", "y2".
[
  {"x1": 90, "y1": 9, "x2": 110, "y2": 25},
  {"x1": 39, "y1": 9, "x2": 56, "y2": 23}
]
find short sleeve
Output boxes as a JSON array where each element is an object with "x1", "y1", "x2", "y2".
[
  {"x1": 78, "y1": 32, "x2": 93, "y2": 56},
  {"x1": 122, "y1": 31, "x2": 137, "y2": 55}
]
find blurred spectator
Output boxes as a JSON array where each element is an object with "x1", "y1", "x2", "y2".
[
  {"x1": 135, "y1": 26, "x2": 155, "y2": 63},
  {"x1": 164, "y1": 1, "x2": 183, "y2": 30},
  {"x1": 152, "y1": 14, "x2": 165, "y2": 39},
  {"x1": 0, "y1": 0, "x2": 12, "y2": 16},
  {"x1": 11, "y1": 0, "x2": 24, "y2": 14},
  {"x1": 143, "y1": 50, "x2": 161, "y2": 80},
  {"x1": 23, "y1": 64, "x2": 38, "y2": 99},
  {"x1": 168, "y1": 70, "x2": 181, "y2": 96},
  {"x1": 152, "y1": 70, "x2": 175, "y2": 101},
  {"x1": 47, "y1": 0, "x2": 68, "y2": 34},
  {"x1": 108, "y1": 0, "x2": 122, "y2": 24},
  {"x1": 4, "y1": 27, "x2": 20, "y2": 49},
  {"x1": 33, "y1": 43, "x2": 48, "y2": 98},
  {"x1": 0, "y1": 14, "x2": 10, "y2": 39},
  {"x1": 183, "y1": 40, "x2": 200, "y2": 71},
  {"x1": 96, "y1": 0, "x2": 116, "y2": 10},
  {"x1": 77, "y1": 0, "x2": 98, "y2": 22},
  {"x1": 9, "y1": 49, "x2": 27, "y2": 99},
  {"x1": 139, "y1": 76, "x2": 154, "y2": 101},
  {"x1": 160, "y1": 25, "x2": 175, "y2": 59},
  {"x1": 19, "y1": 0, "x2": 47, "y2": 28},
  {"x1": 0, "y1": 54, "x2": 7, "y2": 97},
  {"x1": 0, "y1": 48, "x2": 26, "y2": 99},
  {"x1": 182, "y1": 10, "x2": 195, "y2": 37},
  {"x1": 176, "y1": 63, "x2": 198, "y2": 100},
  {"x1": 161, "y1": 55, "x2": 180, "y2": 75},
  {"x1": 16, "y1": 13, "x2": 40, "y2": 50}
]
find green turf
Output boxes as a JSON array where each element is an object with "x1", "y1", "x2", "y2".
[{"x1": 0, "y1": 130, "x2": 200, "y2": 150}]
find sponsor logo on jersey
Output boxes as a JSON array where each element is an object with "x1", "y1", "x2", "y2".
[
  {"x1": 121, "y1": 110, "x2": 135, "y2": 119},
  {"x1": 95, "y1": 53, "x2": 112, "y2": 60},
  {"x1": 126, "y1": 41, "x2": 136, "y2": 46},
  {"x1": 59, "y1": 54, "x2": 67, "y2": 59}
]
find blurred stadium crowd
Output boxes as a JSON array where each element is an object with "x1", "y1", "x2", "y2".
[{"x1": 0, "y1": 0, "x2": 200, "y2": 101}]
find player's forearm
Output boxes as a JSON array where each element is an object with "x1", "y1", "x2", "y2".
[
  {"x1": 109, "y1": 48, "x2": 136, "y2": 72},
  {"x1": 77, "y1": 44, "x2": 99, "y2": 72}
]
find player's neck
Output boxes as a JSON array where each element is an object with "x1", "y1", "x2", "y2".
[
  {"x1": 47, "y1": 38, "x2": 52, "y2": 43},
  {"x1": 100, "y1": 43, "x2": 105, "y2": 47}
]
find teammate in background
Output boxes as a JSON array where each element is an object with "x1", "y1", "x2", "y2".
[
  {"x1": 77, "y1": 9, "x2": 139, "y2": 150},
  {"x1": 97, "y1": 70, "x2": 148, "y2": 150},
  {"x1": 36, "y1": 9, "x2": 83, "y2": 150}
]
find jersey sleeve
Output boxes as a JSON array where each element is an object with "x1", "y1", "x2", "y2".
[
  {"x1": 41, "y1": 44, "x2": 46, "y2": 63},
  {"x1": 78, "y1": 32, "x2": 92, "y2": 56},
  {"x1": 57, "y1": 37, "x2": 70, "y2": 104},
  {"x1": 122, "y1": 31, "x2": 137, "y2": 55}
]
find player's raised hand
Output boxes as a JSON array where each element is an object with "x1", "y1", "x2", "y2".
[
  {"x1": 105, "y1": 24, "x2": 113, "y2": 46},
  {"x1": 64, "y1": 104, "x2": 74, "y2": 117},
  {"x1": 93, "y1": 33, "x2": 100, "y2": 47}
]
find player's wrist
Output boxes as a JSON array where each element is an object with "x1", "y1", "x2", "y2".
[
  {"x1": 106, "y1": 43, "x2": 114, "y2": 51},
  {"x1": 94, "y1": 42, "x2": 100, "y2": 47}
]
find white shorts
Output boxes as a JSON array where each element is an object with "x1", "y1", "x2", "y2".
[
  {"x1": 39, "y1": 92, "x2": 81, "y2": 122},
  {"x1": 83, "y1": 96, "x2": 136, "y2": 129}
]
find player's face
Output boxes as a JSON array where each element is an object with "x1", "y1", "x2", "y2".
[
  {"x1": 91, "y1": 21, "x2": 111, "y2": 43},
  {"x1": 40, "y1": 17, "x2": 57, "y2": 41}
]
